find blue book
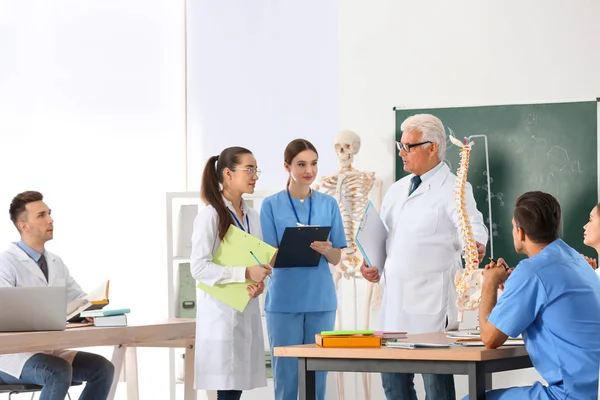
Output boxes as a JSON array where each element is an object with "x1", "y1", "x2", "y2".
[{"x1": 80, "y1": 308, "x2": 130, "y2": 318}]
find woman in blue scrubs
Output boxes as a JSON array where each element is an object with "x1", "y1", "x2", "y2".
[{"x1": 260, "y1": 139, "x2": 347, "y2": 400}]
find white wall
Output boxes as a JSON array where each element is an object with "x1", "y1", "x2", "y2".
[
  {"x1": 339, "y1": 0, "x2": 600, "y2": 399},
  {"x1": 0, "y1": 1, "x2": 185, "y2": 398},
  {"x1": 186, "y1": 2, "x2": 338, "y2": 399},
  {"x1": 340, "y1": 0, "x2": 600, "y2": 191},
  {"x1": 185, "y1": 0, "x2": 339, "y2": 193}
]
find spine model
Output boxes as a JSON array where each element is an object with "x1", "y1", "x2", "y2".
[{"x1": 450, "y1": 136, "x2": 483, "y2": 322}]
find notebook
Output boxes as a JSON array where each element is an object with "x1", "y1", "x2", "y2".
[{"x1": 385, "y1": 342, "x2": 450, "y2": 349}]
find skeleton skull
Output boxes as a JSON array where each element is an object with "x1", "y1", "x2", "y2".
[{"x1": 334, "y1": 130, "x2": 361, "y2": 168}]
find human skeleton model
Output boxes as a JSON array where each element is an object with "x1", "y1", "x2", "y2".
[
  {"x1": 313, "y1": 130, "x2": 381, "y2": 400},
  {"x1": 450, "y1": 135, "x2": 482, "y2": 322}
]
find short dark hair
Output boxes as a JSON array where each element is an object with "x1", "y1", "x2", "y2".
[
  {"x1": 9, "y1": 191, "x2": 44, "y2": 228},
  {"x1": 513, "y1": 191, "x2": 561, "y2": 244}
]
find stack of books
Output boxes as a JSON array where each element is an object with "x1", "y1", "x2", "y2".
[
  {"x1": 373, "y1": 331, "x2": 407, "y2": 344},
  {"x1": 316, "y1": 330, "x2": 381, "y2": 348},
  {"x1": 67, "y1": 280, "x2": 111, "y2": 322},
  {"x1": 80, "y1": 308, "x2": 130, "y2": 327}
]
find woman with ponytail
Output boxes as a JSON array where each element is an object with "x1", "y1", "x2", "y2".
[
  {"x1": 191, "y1": 147, "x2": 271, "y2": 400},
  {"x1": 260, "y1": 139, "x2": 347, "y2": 400}
]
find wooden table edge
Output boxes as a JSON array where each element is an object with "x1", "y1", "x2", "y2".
[{"x1": 273, "y1": 344, "x2": 528, "y2": 362}]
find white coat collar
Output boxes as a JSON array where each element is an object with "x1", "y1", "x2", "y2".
[
  {"x1": 6, "y1": 242, "x2": 56, "y2": 262},
  {"x1": 406, "y1": 163, "x2": 450, "y2": 199},
  {"x1": 5, "y1": 243, "x2": 55, "y2": 284},
  {"x1": 221, "y1": 195, "x2": 248, "y2": 216}
]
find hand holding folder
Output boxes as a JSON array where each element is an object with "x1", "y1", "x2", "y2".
[
  {"x1": 197, "y1": 225, "x2": 277, "y2": 312},
  {"x1": 356, "y1": 201, "x2": 387, "y2": 273}
]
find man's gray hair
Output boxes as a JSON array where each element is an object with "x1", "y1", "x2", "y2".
[{"x1": 400, "y1": 114, "x2": 446, "y2": 160}]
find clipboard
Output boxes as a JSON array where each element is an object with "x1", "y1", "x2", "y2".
[
  {"x1": 355, "y1": 201, "x2": 388, "y2": 273},
  {"x1": 273, "y1": 226, "x2": 331, "y2": 268}
]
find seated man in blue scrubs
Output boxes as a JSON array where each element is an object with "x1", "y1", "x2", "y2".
[{"x1": 472, "y1": 191, "x2": 600, "y2": 400}]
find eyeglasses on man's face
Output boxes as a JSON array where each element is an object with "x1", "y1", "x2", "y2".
[
  {"x1": 396, "y1": 141, "x2": 432, "y2": 153},
  {"x1": 233, "y1": 167, "x2": 261, "y2": 177}
]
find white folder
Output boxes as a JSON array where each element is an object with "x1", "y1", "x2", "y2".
[{"x1": 355, "y1": 201, "x2": 388, "y2": 273}]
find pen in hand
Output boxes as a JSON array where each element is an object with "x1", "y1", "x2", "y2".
[
  {"x1": 489, "y1": 257, "x2": 509, "y2": 271},
  {"x1": 249, "y1": 251, "x2": 270, "y2": 280}
]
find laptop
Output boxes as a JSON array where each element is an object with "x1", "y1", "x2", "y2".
[{"x1": 0, "y1": 286, "x2": 67, "y2": 332}]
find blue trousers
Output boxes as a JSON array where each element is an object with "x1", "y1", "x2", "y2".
[
  {"x1": 461, "y1": 382, "x2": 557, "y2": 400},
  {"x1": 0, "y1": 352, "x2": 114, "y2": 400},
  {"x1": 381, "y1": 372, "x2": 456, "y2": 400},
  {"x1": 266, "y1": 311, "x2": 336, "y2": 400}
]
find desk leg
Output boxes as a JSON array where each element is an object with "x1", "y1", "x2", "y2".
[
  {"x1": 125, "y1": 347, "x2": 140, "y2": 400},
  {"x1": 486, "y1": 373, "x2": 493, "y2": 390},
  {"x1": 184, "y1": 345, "x2": 196, "y2": 400},
  {"x1": 467, "y1": 362, "x2": 486, "y2": 400},
  {"x1": 108, "y1": 344, "x2": 127, "y2": 400},
  {"x1": 298, "y1": 358, "x2": 316, "y2": 400}
]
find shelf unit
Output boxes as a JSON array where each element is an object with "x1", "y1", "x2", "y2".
[{"x1": 165, "y1": 190, "x2": 273, "y2": 399}]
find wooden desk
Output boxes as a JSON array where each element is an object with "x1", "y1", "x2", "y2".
[
  {"x1": 274, "y1": 333, "x2": 533, "y2": 400},
  {"x1": 0, "y1": 319, "x2": 196, "y2": 400}
]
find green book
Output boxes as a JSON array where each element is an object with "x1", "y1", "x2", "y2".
[{"x1": 320, "y1": 330, "x2": 374, "y2": 336}]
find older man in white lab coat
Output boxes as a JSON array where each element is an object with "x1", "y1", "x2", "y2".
[
  {"x1": 0, "y1": 191, "x2": 114, "y2": 400},
  {"x1": 361, "y1": 114, "x2": 488, "y2": 400}
]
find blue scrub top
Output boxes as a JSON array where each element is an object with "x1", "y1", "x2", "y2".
[
  {"x1": 260, "y1": 189, "x2": 347, "y2": 313},
  {"x1": 488, "y1": 239, "x2": 600, "y2": 400}
]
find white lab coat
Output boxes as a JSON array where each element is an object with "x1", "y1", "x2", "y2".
[
  {"x1": 0, "y1": 243, "x2": 86, "y2": 378},
  {"x1": 380, "y1": 163, "x2": 488, "y2": 334},
  {"x1": 190, "y1": 199, "x2": 266, "y2": 391}
]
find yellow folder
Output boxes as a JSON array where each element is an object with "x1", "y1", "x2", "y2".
[{"x1": 197, "y1": 224, "x2": 277, "y2": 312}]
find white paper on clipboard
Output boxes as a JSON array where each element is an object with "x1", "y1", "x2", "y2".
[{"x1": 355, "y1": 201, "x2": 388, "y2": 273}]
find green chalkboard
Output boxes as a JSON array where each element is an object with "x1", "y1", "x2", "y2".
[{"x1": 395, "y1": 101, "x2": 598, "y2": 267}]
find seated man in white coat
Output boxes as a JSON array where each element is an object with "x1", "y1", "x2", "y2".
[
  {"x1": 0, "y1": 191, "x2": 114, "y2": 400},
  {"x1": 361, "y1": 114, "x2": 488, "y2": 400}
]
